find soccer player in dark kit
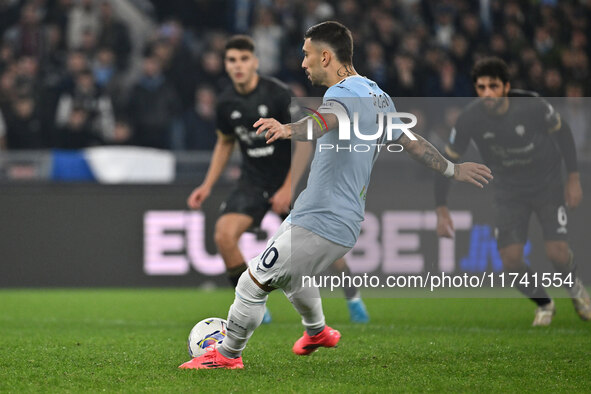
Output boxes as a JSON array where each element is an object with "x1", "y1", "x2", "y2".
[
  {"x1": 187, "y1": 35, "x2": 369, "y2": 323},
  {"x1": 435, "y1": 57, "x2": 591, "y2": 326}
]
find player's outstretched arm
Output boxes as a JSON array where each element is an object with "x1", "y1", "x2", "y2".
[
  {"x1": 397, "y1": 133, "x2": 493, "y2": 188},
  {"x1": 254, "y1": 113, "x2": 338, "y2": 143},
  {"x1": 187, "y1": 134, "x2": 235, "y2": 210}
]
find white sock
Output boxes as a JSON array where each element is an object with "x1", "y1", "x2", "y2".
[
  {"x1": 287, "y1": 286, "x2": 326, "y2": 336},
  {"x1": 219, "y1": 271, "x2": 268, "y2": 358}
]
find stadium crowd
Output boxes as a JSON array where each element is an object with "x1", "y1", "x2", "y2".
[{"x1": 0, "y1": 0, "x2": 590, "y2": 153}]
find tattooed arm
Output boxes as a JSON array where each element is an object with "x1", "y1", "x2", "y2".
[
  {"x1": 397, "y1": 132, "x2": 493, "y2": 189},
  {"x1": 397, "y1": 133, "x2": 450, "y2": 174}
]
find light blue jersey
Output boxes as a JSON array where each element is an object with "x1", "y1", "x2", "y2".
[{"x1": 288, "y1": 75, "x2": 400, "y2": 247}]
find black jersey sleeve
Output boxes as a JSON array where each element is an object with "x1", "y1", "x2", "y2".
[
  {"x1": 541, "y1": 99, "x2": 562, "y2": 134},
  {"x1": 552, "y1": 119, "x2": 578, "y2": 173},
  {"x1": 215, "y1": 102, "x2": 236, "y2": 139}
]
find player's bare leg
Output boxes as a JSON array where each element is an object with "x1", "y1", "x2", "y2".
[
  {"x1": 500, "y1": 243, "x2": 554, "y2": 326},
  {"x1": 214, "y1": 213, "x2": 253, "y2": 285},
  {"x1": 215, "y1": 213, "x2": 272, "y2": 323},
  {"x1": 545, "y1": 240, "x2": 591, "y2": 321},
  {"x1": 331, "y1": 258, "x2": 369, "y2": 323}
]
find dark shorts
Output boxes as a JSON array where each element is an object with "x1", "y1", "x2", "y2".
[
  {"x1": 494, "y1": 181, "x2": 568, "y2": 249},
  {"x1": 219, "y1": 182, "x2": 286, "y2": 228}
]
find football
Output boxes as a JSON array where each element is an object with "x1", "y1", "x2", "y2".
[{"x1": 187, "y1": 317, "x2": 227, "y2": 357}]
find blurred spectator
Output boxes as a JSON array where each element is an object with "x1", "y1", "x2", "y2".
[
  {"x1": 13, "y1": 55, "x2": 40, "y2": 97},
  {"x1": 251, "y1": 7, "x2": 283, "y2": 76},
  {"x1": 56, "y1": 105, "x2": 103, "y2": 149},
  {"x1": 96, "y1": 0, "x2": 131, "y2": 71},
  {"x1": 92, "y1": 46, "x2": 125, "y2": 110},
  {"x1": 533, "y1": 26, "x2": 561, "y2": 67},
  {"x1": 79, "y1": 27, "x2": 98, "y2": 59},
  {"x1": 503, "y1": 21, "x2": 527, "y2": 56},
  {"x1": 301, "y1": 0, "x2": 334, "y2": 36},
  {"x1": 542, "y1": 68, "x2": 564, "y2": 96},
  {"x1": 399, "y1": 34, "x2": 422, "y2": 58},
  {"x1": 109, "y1": 117, "x2": 134, "y2": 145},
  {"x1": 3, "y1": 94, "x2": 45, "y2": 149},
  {"x1": 55, "y1": 69, "x2": 114, "y2": 143},
  {"x1": 127, "y1": 55, "x2": 181, "y2": 149},
  {"x1": 489, "y1": 33, "x2": 509, "y2": 62},
  {"x1": 370, "y1": 12, "x2": 399, "y2": 54},
  {"x1": 181, "y1": 85, "x2": 217, "y2": 151},
  {"x1": 561, "y1": 48, "x2": 589, "y2": 84},
  {"x1": 151, "y1": 19, "x2": 198, "y2": 110},
  {"x1": 0, "y1": 68, "x2": 17, "y2": 110},
  {"x1": 194, "y1": 50, "x2": 225, "y2": 92},
  {"x1": 3, "y1": 2, "x2": 45, "y2": 58},
  {"x1": 227, "y1": 0, "x2": 257, "y2": 34},
  {"x1": 433, "y1": 6, "x2": 456, "y2": 49},
  {"x1": 425, "y1": 58, "x2": 471, "y2": 97},
  {"x1": 525, "y1": 60, "x2": 544, "y2": 90},
  {"x1": 335, "y1": 0, "x2": 361, "y2": 31},
  {"x1": 363, "y1": 41, "x2": 388, "y2": 88},
  {"x1": 458, "y1": 12, "x2": 486, "y2": 51},
  {"x1": 67, "y1": 0, "x2": 100, "y2": 50},
  {"x1": 388, "y1": 52, "x2": 420, "y2": 97},
  {"x1": 449, "y1": 34, "x2": 471, "y2": 74},
  {"x1": 45, "y1": 0, "x2": 74, "y2": 36},
  {"x1": 40, "y1": 24, "x2": 67, "y2": 87},
  {"x1": 0, "y1": 0, "x2": 21, "y2": 38},
  {"x1": 0, "y1": 41, "x2": 15, "y2": 73}
]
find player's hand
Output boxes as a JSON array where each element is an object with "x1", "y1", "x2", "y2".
[
  {"x1": 187, "y1": 185, "x2": 211, "y2": 210},
  {"x1": 269, "y1": 185, "x2": 291, "y2": 215},
  {"x1": 436, "y1": 206, "x2": 455, "y2": 238},
  {"x1": 254, "y1": 118, "x2": 291, "y2": 144},
  {"x1": 565, "y1": 172, "x2": 583, "y2": 209},
  {"x1": 453, "y1": 162, "x2": 493, "y2": 188}
]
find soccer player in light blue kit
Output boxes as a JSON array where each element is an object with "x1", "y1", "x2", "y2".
[{"x1": 179, "y1": 21, "x2": 492, "y2": 370}]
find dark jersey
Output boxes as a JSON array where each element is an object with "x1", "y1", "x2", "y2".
[
  {"x1": 216, "y1": 76, "x2": 292, "y2": 190},
  {"x1": 447, "y1": 94, "x2": 563, "y2": 190}
]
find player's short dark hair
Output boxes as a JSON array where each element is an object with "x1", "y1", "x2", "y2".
[
  {"x1": 304, "y1": 21, "x2": 353, "y2": 64},
  {"x1": 225, "y1": 35, "x2": 255, "y2": 53},
  {"x1": 471, "y1": 57, "x2": 510, "y2": 84}
]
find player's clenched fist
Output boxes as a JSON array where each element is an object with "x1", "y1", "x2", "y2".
[
  {"x1": 187, "y1": 185, "x2": 211, "y2": 210},
  {"x1": 254, "y1": 118, "x2": 291, "y2": 144}
]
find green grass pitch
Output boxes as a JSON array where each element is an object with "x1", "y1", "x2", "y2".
[{"x1": 1, "y1": 288, "x2": 590, "y2": 392}]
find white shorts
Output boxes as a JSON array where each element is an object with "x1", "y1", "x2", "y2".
[{"x1": 248, "y1": 221, "x2": 351, "y2": 296}]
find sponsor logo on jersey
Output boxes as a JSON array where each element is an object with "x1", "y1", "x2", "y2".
[
  {"x1": 258, "y1": 105, "x2": 269, "y2": 117},
  {"x1": 230, "y1": 110, "x2": 242, "y2": 120},
  {"x1": 247, "y1": 145, "x2": 275, "y2": 158}
]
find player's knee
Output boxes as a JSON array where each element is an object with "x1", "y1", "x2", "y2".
[
  {"x1": 214, "y1": 226, "x2": 238, "y2": 250},
  {"x1": 235, "y1": 271, "x2": 269, "y2": 305},
  {"x1": 545, "y1": 242, "x2": 569, "y2": 264}
]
